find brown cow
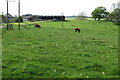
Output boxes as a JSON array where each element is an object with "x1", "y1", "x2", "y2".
[
  {"x1": 75, "y1": 28, "x2": 80, "y2": 33},
  {"x1": 35, "y1": 24, "x2": 40, "y2": 28}
]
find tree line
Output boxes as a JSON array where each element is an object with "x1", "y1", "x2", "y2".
[
  {"x1": 2, "y1": 13, "x2": 23, "y2": 23},
  {"x1": 91, "y1": 1, "x2": 120, "y2": 25},
  {"x1": 1, "y1": 1, "x2": 120, "y2": 26},
  {"x1": 77, "y1": 1, "x2": 120, "y2": 25}
]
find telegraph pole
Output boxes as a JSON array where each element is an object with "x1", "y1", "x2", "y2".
[
  {"x1": 2, "y1": 12, "x2": 3, "y2": 23},
  {"x1": 18, "y1": 0, "x2": 20, "y2": 30},
  {"x1": 7, "y1": 0, "x2": 9, "y2": 30},
  {"x1": 61, "y1": 13, "x2": 64, "y2": 28},
  {"x1": 6, "y1": 0, "x2": 15, "y2": 30}
]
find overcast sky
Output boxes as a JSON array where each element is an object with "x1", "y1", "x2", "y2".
[{"x1": 0, "y1": 0, "x2": 119, "y2": 16}]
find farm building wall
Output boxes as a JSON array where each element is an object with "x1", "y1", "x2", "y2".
[
  {"x1": 22, "y1": 14, "x2": 65, "y2": 21},
  {"x1": 37, "y1": 16, "x2": 65, "y2": 21}
]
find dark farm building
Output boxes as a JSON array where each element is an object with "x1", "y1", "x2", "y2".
[
  {"x1": 22, "y1": 14, "x2": 65, "y2": 22},
  {"x1": 37, "y1": 16, "x2": 65, "y2": 21}
]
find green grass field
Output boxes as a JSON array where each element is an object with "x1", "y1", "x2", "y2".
[
  {"x1": 0, "y1": 23, "x2": 2, "y2": 79},
  {"x1": 2, "y1": 20, "x2": 118, "y2": 78}
]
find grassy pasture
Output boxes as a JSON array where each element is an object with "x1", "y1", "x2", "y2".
[
  {"x1": 0, "y1": 23, "x2": 2, "y2": 79},
  {"x1": 2, "y1": 20, "x2": 118, "y2": 78}
]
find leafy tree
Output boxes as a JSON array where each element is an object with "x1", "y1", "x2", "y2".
[
  {"x1": 109, "y1": 11, "x2": 116, "y2": 21},
  {"x1": 16, "y1": 16, "x2": 23, "y2": 22},
  {"x1": 114, "y1": 8, "x2": 120, "y2": 25},
  {"x1": 92, "y1": 6, "x2": 109, "y2": 20},
  {"x1": 2, "y1": 13, "x2": 16, "y2": 23},
  {"x1": 109, "y1": 1, "x2": 120, "y2": 25},
  {"x1": 77, "y1": 12, "x2": 87, "y2": 20}
]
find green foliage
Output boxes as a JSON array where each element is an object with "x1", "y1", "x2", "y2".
[
  {"x1": 108, "y1": 8, "x2": 120, "y2": 25},
  {"x1": 92, "y1": 6, "x2": 109, "y2": 20},
  {"x1": 0, "y1": 25, "x2": 2, "y2": 79},
  {"x1": 2, "y1": 14, "x2": 23, "y2": 23},
  {"x1": 2, "y1": 20, "x2": 118, "y2": 78},
  {"x1": 16, "y1": 16, "x2": 23, "y2": 22},
  {"x1": 109, "y1": 11, "x2": 116, "y2": 21},
  {"x1": 108, "y1": 1, "x2": 120, "y2": 25},
  {"x1": 114, "y1": 8, "x2": 120, "y2": 25}
]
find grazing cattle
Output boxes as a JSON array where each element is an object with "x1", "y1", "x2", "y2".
[
  {"x1": 35, "y1": 24, "x2": 40, "y2": 28},
  {"x1": 75, "y1": 28, "x2": 80, "y2": 33}
]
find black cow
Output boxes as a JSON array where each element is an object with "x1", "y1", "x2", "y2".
[
  {"x1": 35, "y1": 24, "x2": 40, "y2": 28},
  {"x1": 75, "y1": 28, "x2": 80, "y2": 33}
]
